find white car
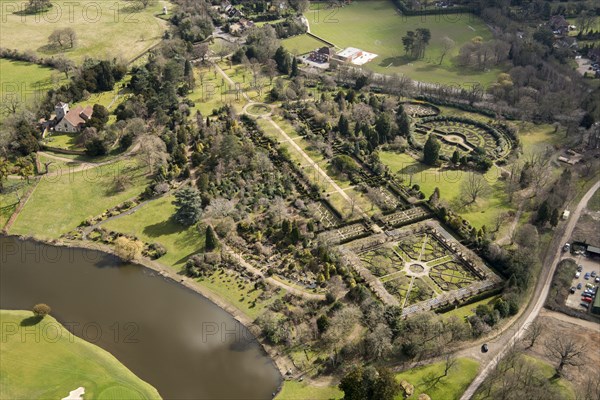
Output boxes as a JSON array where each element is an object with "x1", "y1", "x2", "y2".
[{"x1": 575, "y1": 272, "x2": 581, "y2": 278}]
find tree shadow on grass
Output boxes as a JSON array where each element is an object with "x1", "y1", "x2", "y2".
[
  {"x1": 20, "y1": 316, "x2": 43, "y2": 326},
  {"x1": 378, "y1": 55, "x2": 412, "y2": 68},
  {"x1": 143, "y1": 218, "x2": 184, "y2": 238}
]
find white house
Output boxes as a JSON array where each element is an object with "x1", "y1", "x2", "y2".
[{"x1": 54, "y1": 103, "x2": 93, "y2": 133}]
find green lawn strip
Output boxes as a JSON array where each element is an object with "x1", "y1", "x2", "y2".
[
  {"x1": 0, "y1": 0, "x2": 168, "y2": 62},
  {"x1": 275, "y1": 381, "x2": 343, "y2": 400},
  {"x1": 0, "y1": 310, "x2": 160, "y2": 400},
  {"x1": 102, "y1": 195, "x2": 204, "y2": 269},
  {"x1": 306, "y1": 0, "x2": 501, "y2": 86},
  {"x1": 42, "y1": 132, "x2": 80, "y2": 150},
  {"x1": 439, "y1": 295, "x2": 500, "y2": 321},
  {"x1": 394, "y1": 357, "x2": 479, "y2": 400},
  {"x1": 282, "y1": 34, "x2": 328, "y2": 55},
  {"x1": 10, "y1": 161, "x2": 149, "y2": 238}
]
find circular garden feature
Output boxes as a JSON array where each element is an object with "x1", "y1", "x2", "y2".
[
  {"x1": 402, "y1": 102, "x2": 440, "y2": 118},
  {"x1": 412, "y1": 117, "x2": 513, "y2": 160},
  {"x1": 245, "y1": 103, "x2": 272, "y2": 117},
  {"x1": 408, "y1": 263, "x2": 425, "y2": 274}
]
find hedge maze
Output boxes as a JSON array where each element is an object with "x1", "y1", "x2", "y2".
[{"x1": 413, "y1": 117, "x2": 513, "y2": 160}]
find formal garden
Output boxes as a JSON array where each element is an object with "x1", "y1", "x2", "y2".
[{"x1": 347, "y1": 221, "x2": 501, "y2": 312}]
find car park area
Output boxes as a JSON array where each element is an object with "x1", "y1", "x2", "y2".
[{"x1": 565, "y1": 254, "x2": 600, "y2": 311}]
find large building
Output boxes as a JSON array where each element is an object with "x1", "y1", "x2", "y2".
[
  {"x1": 54, "y1": 102, "x2": 93, "y2": 133},
  {"x1": 592, "y1": 292, "x2": 600, "y2": 315}
]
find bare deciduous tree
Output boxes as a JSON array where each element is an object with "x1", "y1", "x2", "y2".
[
  {"x1": 460, "y1": 172, "x2": 490, "y2": 205},
  {"x1": 524, "y1": 320, "x2": 544, "y2": 348},
  {"x1": 544, "y1": 333, "x2": 585, "y2": 376}
]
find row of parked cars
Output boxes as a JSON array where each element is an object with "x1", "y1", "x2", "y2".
[{"x1": 571, "y1": 263, "x2": 599, "y2": 309}]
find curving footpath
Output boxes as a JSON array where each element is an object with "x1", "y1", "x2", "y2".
[{"x1": 460, "y1": 179, "x2": 600, "y2": 400}]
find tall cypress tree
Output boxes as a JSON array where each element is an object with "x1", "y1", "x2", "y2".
[
  {"x1": 423, "y1": 135, "x2": 440, "y2": 166},
  {"x1": 205, "y1": 225, "x2": 219, "y2": 251}
]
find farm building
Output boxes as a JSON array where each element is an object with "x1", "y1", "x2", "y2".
[
  {"x1": 54, "y1": 102, "x2": 93, "y2": 133},
  {"x1": 308, "y1": 46, "x2": 335, "y2": 63}
]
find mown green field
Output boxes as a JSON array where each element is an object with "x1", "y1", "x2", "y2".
[
  {"x1": 0, "y1": 59, "x2": 66, "y2": 118},
  {"x1": 395, "y1": 357, "x2": 479, "y2": 399},
  {"x1": 10, "y1": 161, "x2": 149, "y2": 238},
  {"x1": 103, "y1": 195, "x2": 205, "y2": 269},
  {"x1": 0, "y1": 310, "x2": 160, "y2": 400},
  {"x1": 305, "y1": 0, "x2": 501, "y2": 85},
  {"x1": 282, "y1": 34, "x2": 329, "y2": 55},
  {"x1": 0, "y1": 0, "x2": 168, "y2": 62}
]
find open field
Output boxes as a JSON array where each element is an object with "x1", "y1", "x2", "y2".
[
  {"x1": 395, "y1": 357, "x2": 479, "y2": 399},
  {"x1": 0, "y1": 310, "x2": 159, "y2": 400},
  {"x1": 103, "y1": 195, "x2": 205, "y2": 269},
  {"x1": 0, "y1": 0, "x2": 168, "y2": 62},
  {"x1": 379, "y1": 151, "x2": 512, "y2": 229},
  {"x1": 305, "y1": 0, "x2": 501, "y2": 86},
  {"x1": 0, "y1": 59, "x2": 66, "y2": 118},
  {"x1": 282, "y1": 34, "x2": 329, "y2": 55},
  {"x1": 10, "y1": 161, "x2": 149, "y2": 238},
  {"x1": 589, "y1": 187, "x2": 600, "y2": 212},
  {"x1": 275, "y1": 381, "x2": 343, "y2": 400}
]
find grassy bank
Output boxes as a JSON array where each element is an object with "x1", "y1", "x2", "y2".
[
  {"x1": 0, "y1": 310, "x2": 160, "y2": 399},
  {"x1": 10, "y1": 161, "x2": 149, "y2": 238}
]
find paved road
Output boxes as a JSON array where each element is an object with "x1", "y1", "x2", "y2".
[{"x1": 459, "y1": 179, "x2": 600, "y2": 400}]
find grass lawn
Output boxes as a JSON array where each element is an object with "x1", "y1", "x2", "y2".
[
  {"x1": 0, "y1": 59, "x2": 66, "y2": 120},
  {"x1": 275, "y1": 381, "x2": 343, "y2": 400},
  {"x1": 379, "y1": 151, "x2": 512, "y2": 229},
  {"x1": 0, "y1": 0, "x2": 168, "y2": 62},
  {"x1": 103, "y1": 195, "x2": 205, "y2": 269},
  {"x1": 305, "y1": 0, "x2": 502, "y2": 86},
  {"x1": 282, "y1": 34, "x2": 329, "y2": 55},
  {"x1": 440, "y1": 295, "x2": 500, "y2": 320},
  {"x1": 395, "y1": 357, "x2": 479, "y2": 399},
  {"x1": 0, "y1": 310, "x2": 159, "y2": 400},
  {"x1": 10, "y1": 161, "x2": 149, "y2": 238},
  {"x1": 42, "y1": 132, "x2": 80, "y2": 150}
]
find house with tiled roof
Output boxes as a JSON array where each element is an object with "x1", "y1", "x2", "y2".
[{"x1": 54, "y1": 103, "x2": 93, "y2": 133}]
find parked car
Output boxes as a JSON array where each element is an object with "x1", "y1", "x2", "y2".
[
  {"x1": 592, "y1": 271, "x2": 597, "y2": 278},
  {"x1": 582, "y1": 297, "x2": 593, "y2": 303},
  {"x1": 577, "y1": 283, "x2": 583, "y2": 290},
  {"x1": 563, "y1": 243, "x2": 571, "y2": 252},
  {"x1": 581, "y1": 302, "x2": 590, "y2": 309},
  {"x1": 570, "y1": 287, "x2": 576, "y2": 294},
  {"x1": 481, "y1": 344, "x2": 489, "y2": 353},
  {"x1": 584, "y1": 272, "x2": 591, "y2": 280},
  {"x1": 595, "y1": 277, "x2": 600, "y2": 283},
  {"x1": 576, "y1": 272, "x2": 581, "y2": 278},
  {"x1": 577, "y1": 265, "x2": 584, "y2": 272},
  {"x1": 586, "y1": 283, "x2": 594, "y2": 289}
]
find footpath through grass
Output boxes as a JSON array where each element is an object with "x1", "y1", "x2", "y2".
[
  {"x1": 10, "y1": 161, "x2": 149, "y2": 238},
  {"x1": 395, "y1": 357, "x2": 479, "y2": 399},
  {"x1": 0, "y1": 310, "x2": 160, "y2": 400}
]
